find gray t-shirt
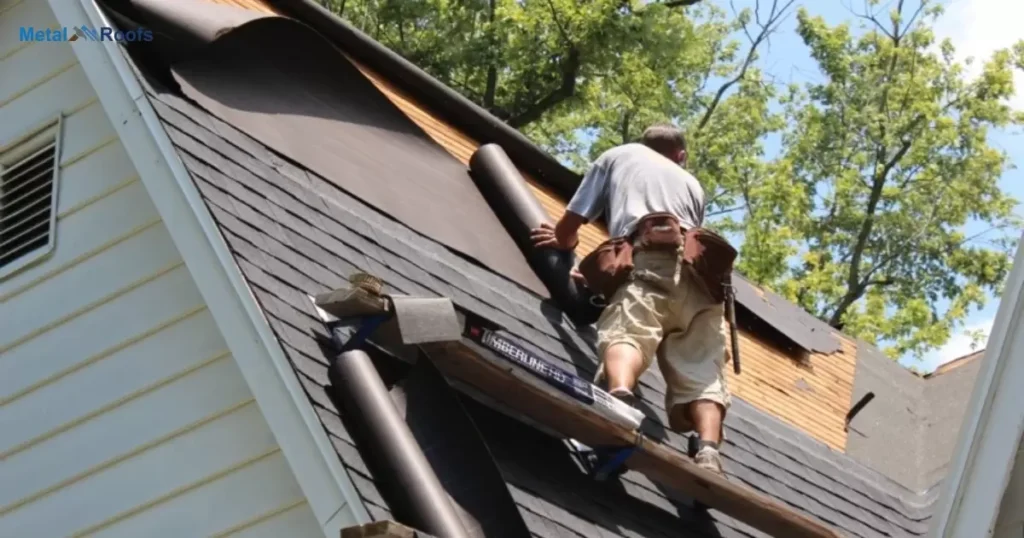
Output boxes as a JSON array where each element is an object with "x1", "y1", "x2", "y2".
[{"x1": 566, "y1": 143, "x2": 705, "y2": 238}]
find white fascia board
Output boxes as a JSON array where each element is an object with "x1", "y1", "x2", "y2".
[
  {"x1": 928, "y1": 230, "x2": 1024, "y2": 538},
  {"x1": 44, "y1": 0, "x2": 371, "y2": 534}
]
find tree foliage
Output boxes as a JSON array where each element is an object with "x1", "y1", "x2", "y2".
[
  {"x1": 323, "y1": 0, "x2": 1022, "y2": 359},
  {"x1": 741, "y1": 1, "x2": 1023, "y2": 358}
]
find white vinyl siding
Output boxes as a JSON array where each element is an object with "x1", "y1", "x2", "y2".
[{"x1": 0, "y1": 1, "x2": 321, "y2": 536}]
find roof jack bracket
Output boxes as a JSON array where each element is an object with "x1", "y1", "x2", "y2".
[
  {"x1": 338, "y1": 313, "x2": 392, "y2": 352},
  {"x1": 312, "y1": 272, "x2": 463, "y2": 352},
  {"x1": 591, "y1": 434, "x2": 645, "y2": 481}
]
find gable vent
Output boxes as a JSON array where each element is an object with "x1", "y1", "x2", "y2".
[{"x1": 1, "y1": 120, "x2": 61, "y2": 277}]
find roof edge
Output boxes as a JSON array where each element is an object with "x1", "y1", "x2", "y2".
[
  {"x1": 51, "y1": 0, "x2": 372, "y2": 533},
  {"x1": 928, "y1": 231, "x2": 1024, "y2": 538},
  {"x1": 267, "y1": 0, "x2": 582, "y2": 201},
  {"x1": 925, "y1": 350, "x2": 985, "y2": 379}
]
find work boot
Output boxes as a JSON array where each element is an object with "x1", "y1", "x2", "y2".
[
  {"x1": 694, "y1": 444, "x2": 724, "y2": 475},
  {"x1": 609, "y1": 388, "x2": 639, "y2": 409}
]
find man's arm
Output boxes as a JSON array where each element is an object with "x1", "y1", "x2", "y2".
[
  {"x1": 531, "y1": 157, "x2": 609, "y2": 251},
  {"x1": 530, "y1": 211, "x2": 587, "y2": 250},
  {"x1": 698, "y1": 189, "x2": 707, "y2": 227}
]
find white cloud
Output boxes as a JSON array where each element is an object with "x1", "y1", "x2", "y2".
[
  {"x1": 917, "y1": 317, "x2": 995, "y2": 372},
  {"x1": 932, "y1": 0, "x2": 1024, "y2": 110}
]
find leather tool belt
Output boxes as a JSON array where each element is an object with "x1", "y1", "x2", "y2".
[{"x1": 578, "y1": 212, "x2": 738, "y2": 302}]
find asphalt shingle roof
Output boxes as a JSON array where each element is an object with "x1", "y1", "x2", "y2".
[{"x1": 129, "y1": 52, "x2": 937, "y2": 537}]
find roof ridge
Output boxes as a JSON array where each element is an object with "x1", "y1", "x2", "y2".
[{"x1": 925, "y1": 349, "x2": 985, "y2": 378}]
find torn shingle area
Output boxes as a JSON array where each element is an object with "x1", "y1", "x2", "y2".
[
  {"x1": 731, "y1": 275, "x2": 842, "y2": 355},
  {"x1": 134, "y1": 65, "x2": 933, "y2": 537}
]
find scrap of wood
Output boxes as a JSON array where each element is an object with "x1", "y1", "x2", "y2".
[
  {"x1": 421, "y1": 339, "x2": 843, "y2": 538},
  {"x1": 340, "y1": 520, "x2": 434, "y2": 538}
]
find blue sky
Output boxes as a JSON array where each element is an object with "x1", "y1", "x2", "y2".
[{"x1": 717, "y1": 0, "x2": 1023, "y2": 372}]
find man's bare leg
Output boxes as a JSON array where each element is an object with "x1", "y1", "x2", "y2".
[
  {"x1": 602, "y1": 343, "x2": 646, "y2": 395},
  {"x1": 591, "y1": 342, "x2": 647, "y2": 478},
  {"x1": 689, "y1": 400, "x2": 724, "y2": 444},
  {"x1": 668, "y1": 400, "x2": 726, "y2": 474}
]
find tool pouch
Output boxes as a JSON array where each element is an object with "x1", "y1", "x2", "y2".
[
  {"x1": 578, "y1": 213, "x2": 681, "y2": 300},
  {"x1": 634, "y1": 212, "x2": 685, "y2": 250},
  {"x1": 682, "y1": 228, "x2": 737, "y2": 303},
  {"x1": 578, "y1": 237, "x2": 634, "y2": 300},
  {"x1": 578, "y1": 213, "x2": 738, "y2": 304}
]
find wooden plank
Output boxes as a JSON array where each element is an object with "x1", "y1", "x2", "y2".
[
  {"x1": 422, "y1": 340, "x2": 843, "y2": 538},
  {"x1": 732, "y1": 358, "x2": 848, "y2": 400},
  {"x1": 200, "y1": 0, "x2": 279, "y2": 14},
  {"x1": 729, "y1": 370, "x2": 847, "y2": 429},
  {"x1": 341, "y1": 520, "x2": 432, "y2": 538}
]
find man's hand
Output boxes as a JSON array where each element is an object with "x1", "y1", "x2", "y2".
[{"x1": 530, "y1": 222, "x2": 577, "y2": 250}]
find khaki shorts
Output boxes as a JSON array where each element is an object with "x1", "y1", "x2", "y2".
[{"x1": 595, "y1": 249, "x2": 731, "y2": 430}]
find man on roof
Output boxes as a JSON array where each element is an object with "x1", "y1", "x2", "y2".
[{"x1": 531, "y1": 124, "x2": 732, "y2": 474}]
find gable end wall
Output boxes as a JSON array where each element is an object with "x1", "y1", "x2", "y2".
[{"x1": 0, "y1": 2, "x2": 321, "y2": 535}]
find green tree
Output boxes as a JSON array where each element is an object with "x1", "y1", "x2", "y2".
[{"x1": 737, "y1": 1, "x2": 1023, "y2": 358}]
